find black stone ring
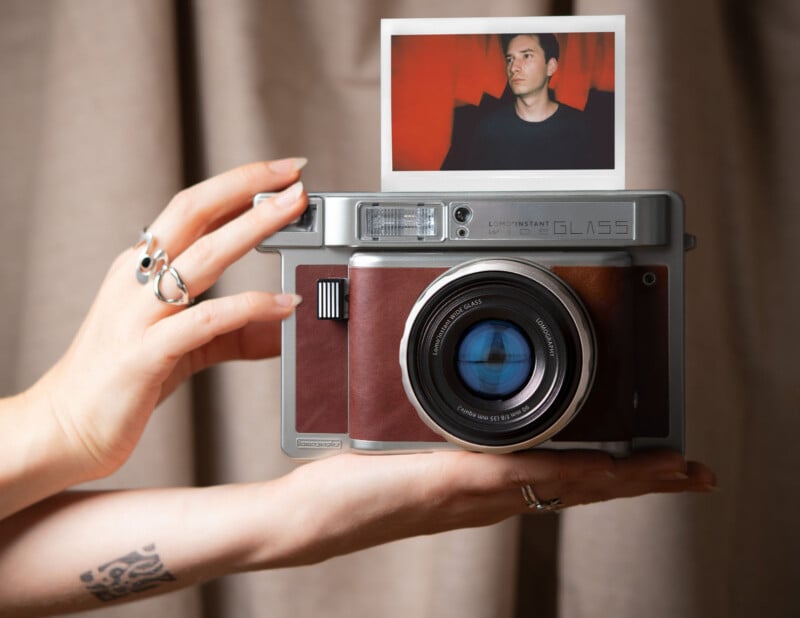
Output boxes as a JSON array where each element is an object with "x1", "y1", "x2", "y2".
[{"x1": 135, "y1": 229, "x2": 169, "y2": 285}]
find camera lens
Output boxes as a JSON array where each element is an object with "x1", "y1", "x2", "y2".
[
  {"x1": 399, "y1": 258, "x2": 596, "y2": 453},
  {"x1": 456, "y1": 320, "x2": 532, "y2": 398},
  {"x1": 453, "y1": 206, "x2": 472, "y2": 223}
]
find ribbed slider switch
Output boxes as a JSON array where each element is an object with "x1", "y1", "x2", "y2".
[{"x1": 317, "y1": 278, "x2": 349, "y2": 320}]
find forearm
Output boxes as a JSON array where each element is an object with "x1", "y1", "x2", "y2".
[
  {"x1": 0, "y1": 481, "x2": 300, "y2": 616},
  {"x1": 0, "y1": 452, "x2": 482, "y2": 616}
]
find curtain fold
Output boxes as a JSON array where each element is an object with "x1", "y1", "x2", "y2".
[{"x1": 1, "y1": 1, "x2": 798, "y2": 617}]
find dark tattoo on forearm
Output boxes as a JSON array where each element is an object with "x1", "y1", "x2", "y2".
[{"x1": 79, "y1": 543, "x2": 176, "y2": 602}]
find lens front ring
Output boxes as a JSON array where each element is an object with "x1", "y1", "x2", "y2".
[{"x1": 399, "y1": 258, "x2": 596, "y2": 453}]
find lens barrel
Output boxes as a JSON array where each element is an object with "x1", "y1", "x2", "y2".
[{"x1": 399, "y1": 258, "x2": 595, "y2": 452}]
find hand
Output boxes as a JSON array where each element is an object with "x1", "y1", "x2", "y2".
[
  {"x1": 0, "y1": 449, "x2": 715, "y2": 613},
  {"x1": 259, "y1": 449, "x2": 716, "y2": 567},
  {"x1": 30, "y1": 159, "x2": 309, "y2": 479}
]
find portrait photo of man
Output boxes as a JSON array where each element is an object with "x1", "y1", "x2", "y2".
[
  {"x1": 453, "y1": 33, "x2": 608, "y2": 170},
  {"x1": 389, "y1": 27, "x2": 617, "y2": 179}
]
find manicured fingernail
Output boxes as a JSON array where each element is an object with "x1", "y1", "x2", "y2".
[
  {"x1": 269, "y1": 157, "x2": 308, "y2": 174},
  {"x1": 275, "y1": 293, "x2": 303, "y2": 308},
  {"x1": 273, "y1": 181, "x2": 304, "y2": 208}
]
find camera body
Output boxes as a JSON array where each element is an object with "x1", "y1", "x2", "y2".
[{"x1": 256, "y1": 191, "x2": 690, "y2": 459}]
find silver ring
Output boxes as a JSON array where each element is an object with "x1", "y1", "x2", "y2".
[
  {"x1": 153, "y1": 265, "x2": 191, "y2": 305},
  {"x1": 135, "y1": 229, "x2": 192, "y2": 305},
  {"x1": 521, "y1": 484, "x2": 563, "y2": 513},
  {"x1": 135, "y1": 230, "x2": 169, "y2": 285}
]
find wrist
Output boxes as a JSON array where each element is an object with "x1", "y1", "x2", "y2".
[
  {"x1": 0, "y1": 379, "x2": 103, "y2": 519},
  {"x1": 227, "y1": 476, "x2": 308, "y2": 571},
  {"x1": 32, "y1": 364, "x2": 122, "y2": 482}
]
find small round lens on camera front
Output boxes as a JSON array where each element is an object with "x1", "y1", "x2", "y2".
[
  {"x1": 453, "y1": 206, "x2": 472, "y2": 223},
  {"x1": 456, "y1": 320, "x2": 533, "y2": 399}
]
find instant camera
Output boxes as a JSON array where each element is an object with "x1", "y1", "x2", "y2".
[{"x1": 256, "y1": 192, "x2": 691, "y2": 459}]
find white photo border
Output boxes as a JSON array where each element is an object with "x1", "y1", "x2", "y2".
[{"x1": 380, "y1": 15, "x2": 626, "y2": 192}]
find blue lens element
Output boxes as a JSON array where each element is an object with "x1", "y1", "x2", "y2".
[{"x1": 456, "y1": 320, "x2": 533, "y2": 399}]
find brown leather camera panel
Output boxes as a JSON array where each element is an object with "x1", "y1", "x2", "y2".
[
  {"x1": 348, "y1": 267, "x2": 447, "y2": 443},
  {"x1": 295, "y1": 265, "x2": 349, "y2": 434},
  {"x1": 298, "y1": 262, "x2": 670, "y2": 443}
]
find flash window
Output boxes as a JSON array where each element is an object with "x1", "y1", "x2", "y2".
[{"x1": 358, "y1": 202, "x2": 444, "y2": 241}]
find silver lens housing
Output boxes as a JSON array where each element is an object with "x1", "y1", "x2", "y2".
[{"x1": 399, "y1": 258, "x2": 597, "y2": 453}]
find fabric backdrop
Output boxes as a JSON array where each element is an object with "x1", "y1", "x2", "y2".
[{"x1": 1, "y1": 0, "x2": 798, "y2": 617}]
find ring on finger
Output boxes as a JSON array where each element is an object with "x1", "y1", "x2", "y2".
[
  {"x1": 134, "y1": 229, "x2": 169, "y2": 284},
  {"x1": 154, "y1": 265, "x2": 192, "y2": 305},
  {"x1": 521, "y1": 484, "x2": 563, "y2": 513},
  {"x1": 134, "y1": 229, "x2": 192, "y2": 305}
]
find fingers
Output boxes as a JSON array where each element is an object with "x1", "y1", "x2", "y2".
[
  {"x1": 196, "y1": 319, "x2": 284, "y2": 364},
  {"x1": 513, "y1": 449, "x2": 618, "y2": 484},
  {"x1": 147, "y1": 158, "x2": 308, "y2": 259},
  {"x1": 127, "y1": 158, "x2": 309, "y2": 315},
  {"x1": 440, "y1": 450, "x2": 615, "y2": 494},
  {"x1": 145, "y1": 291, "x2": 302, "y2": 366},
  {"x1": 515, "y1": 458, "x2": 717, "y2": 513},
  {"x1": 432, "y1": 449, "x2": 694, "y2": 497},
  {"x1": 167, "y1": 181, "x2": 307, "y2": 298},
  {"x1": 532, "y1": 461, "x2": 717, "y2": 509},
  {"x1": 429, "y1": 449, "x2": 716, "y2": 517},
  {"x1": 606, "y1": 449, "x2": 690, "y2": 481},
  {"x1": 155, "y1": 319, "x2": 285, "y2": 402},
  {"x1": 513, "y1": 449, "x2": 693, "y2": 485}
]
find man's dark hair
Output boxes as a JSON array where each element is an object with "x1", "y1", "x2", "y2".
[{"x1": 500, "y1": 33, "x2": 560, "y2": 62}]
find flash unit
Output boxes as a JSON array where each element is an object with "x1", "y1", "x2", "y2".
[{"x1": 358, "y1": 202, "x2": 443, "y2": 241}]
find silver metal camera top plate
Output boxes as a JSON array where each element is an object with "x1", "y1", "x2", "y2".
[
  {"x1": 337, "y1": 193, "x2": 668, "y2": 248},
  {"x1": 447, "y1": 200, "x2": 636, "y2": 242},
  {"x1": 256, "y1": 191, "x2": 673, "y2": 250}
]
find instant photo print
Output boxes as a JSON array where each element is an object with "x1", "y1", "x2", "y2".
[{"x1": 381, "y1": 16, "x2": 625, "y2": 191}]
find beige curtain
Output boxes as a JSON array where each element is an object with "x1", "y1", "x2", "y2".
[{"x1": 1, "y1": 0, "x2": 797, "y2": 616}]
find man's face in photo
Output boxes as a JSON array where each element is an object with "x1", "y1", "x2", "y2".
[{"x1": 504, "y1": 34, "x2": 557, "y2": 98}]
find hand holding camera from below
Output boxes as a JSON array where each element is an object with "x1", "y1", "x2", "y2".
[{"x1": 0, "y1": 163, "x2": 714, "y2": 616}]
